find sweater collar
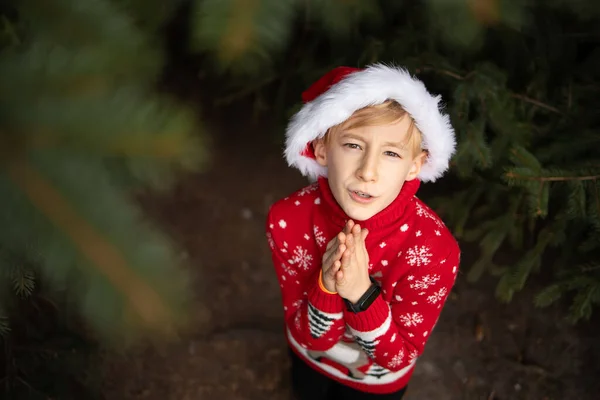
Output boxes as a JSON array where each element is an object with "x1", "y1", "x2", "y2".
[{"x1": 317, "y1": 176, "x2": 420, "y2": 230}]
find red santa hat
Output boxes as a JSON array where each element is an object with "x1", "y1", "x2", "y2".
[{"x1": 284, "y1": 63, "x2": 456, "y2": 183}]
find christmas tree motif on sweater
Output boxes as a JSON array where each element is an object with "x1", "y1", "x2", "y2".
[
  {"x1": 365, "y1": 363, "x2": 394, "y2": 379},
  {"x1": 348, "y1": 310, "x2": 393, "y2": 359},
  {"x1": 308, "y1": 303, "x2": 342, "y2": 338},
  {"x1": 353, "y1": 335, "x2": 379, "y2": 359}
]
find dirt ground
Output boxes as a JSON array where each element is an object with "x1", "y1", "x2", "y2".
[{"x1": 100, "y1": 105, "x2": 600, "y2": 400}]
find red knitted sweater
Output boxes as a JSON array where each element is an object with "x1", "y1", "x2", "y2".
[{"x1": 265, "y1": 177, "x2": 460, "y2": 394}]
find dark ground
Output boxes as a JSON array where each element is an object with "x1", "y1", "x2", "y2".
[{"x1": 99, "y1": 102, "x2": 600, "y2": 400}]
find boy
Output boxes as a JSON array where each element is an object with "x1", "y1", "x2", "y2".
[{"x1": 265, "y1": 64, "x2": 460, "y2": 399}]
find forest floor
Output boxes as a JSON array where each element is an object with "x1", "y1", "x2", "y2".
[{"x1": 99, "y1": 100, "x2": 600, "y2": 400}]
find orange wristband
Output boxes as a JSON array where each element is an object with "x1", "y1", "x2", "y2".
[{"x1": 319, "y1": 270, "x2": 337, "y2": 294}]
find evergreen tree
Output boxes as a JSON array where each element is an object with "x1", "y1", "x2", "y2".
[
  {"x1": 0, "y1": 0, "x2": 206, "y2": 347},
  {"x1": 189, "y1": 0, "x2": 600, "y2": 322}
]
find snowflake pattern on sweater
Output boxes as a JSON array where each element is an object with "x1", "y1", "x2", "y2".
[{"x1": 266, "y1": 177, "x2": 460, "y2": 395}]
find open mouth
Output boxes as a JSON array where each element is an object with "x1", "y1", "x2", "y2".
[
  {"x1": 349, "y1": 190, "x2": 376, "y2": 203},
  {"x1": 353, "y1": 190, "x2": 372, "y2": 198}
]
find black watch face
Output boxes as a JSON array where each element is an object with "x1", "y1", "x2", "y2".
[
  {"x1": 348, "y1": 284, "x2": 380, "y2": 312},
  {"x1": 360, "y1": 287, "x2": 379, "y2": 310}
]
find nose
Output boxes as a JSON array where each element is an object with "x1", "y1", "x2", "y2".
[{"x1": 356, "y1": 151, "x2": 378, "y2": 182}]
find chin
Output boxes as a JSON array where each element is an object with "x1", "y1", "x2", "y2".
[{"x1": 344, "y1": 207, "x2": 379, "y2": 222}]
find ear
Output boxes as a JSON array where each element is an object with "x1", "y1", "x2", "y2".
[
  {"x1": 405, "y1": 151, "x2": 427, "y2": 181},
  {"x1": 313, "y1": 138, "x2": 328, "y2": 167}
]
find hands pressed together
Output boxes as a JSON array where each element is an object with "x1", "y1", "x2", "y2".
[{"x1": 321, "y1": 220, "x2": 372, "y2": 303}]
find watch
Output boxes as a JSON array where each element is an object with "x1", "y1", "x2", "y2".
[{"x1": 343, "y1": 277, "x2": 381, "y2": 313}]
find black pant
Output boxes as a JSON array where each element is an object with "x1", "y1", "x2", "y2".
[{"x1": 289, "y1": 349, "x2": 407, "y2": 400}]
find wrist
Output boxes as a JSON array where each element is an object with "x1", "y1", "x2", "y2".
[
  {"x1": 343, "y1": 277, "x2": 381, "y2": 313},
  {"x1": 344, "y1": 279, "x2": 373, "y2": 303},
  {"x1": 318, "y1": 270, "x2": 337, "y2": 294}
]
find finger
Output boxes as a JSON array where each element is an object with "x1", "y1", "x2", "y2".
[
  {"x1": 325, "y1": 239, "x2": 335, "y2": 251},
  {"x1": 345, "y1": 220, "x2": 355, "y2": 234},
  {"x1": 362, "y1": 228, "x2": 369, "y2": 241},
  {"x1": 323, "y1": 240, "x2": 337, "y2": 261},
  {"x1": 325, "y1": 243, "x2": 345, "y2": 270},
  {"x1": 346, "y1": 231, "x2": 354, "y2": 251},
  {"x1": 338, "y1": 243, "x2": 346, "y2": 257},
  {"x1": 341, "y1": 248, "x2": 352, "y2": 270},
  {"x1": 331, "y1": 260, "x2": 342, "y2": 274},
  {"x1": 325, "y1": 234, "x2": 339, "y2": 251},
  {"x1": 351, "y1": 223, "x2": 361, "y2": 235},
  {"x1": 353, "y1": 225, "x2": 361, "y2": 243},
  {"x1": 325, "y1": 232, "x2": 344, "y2": 253},
  {"x1": 325, "y1": 260, "x2": 340, "y2": 280}
]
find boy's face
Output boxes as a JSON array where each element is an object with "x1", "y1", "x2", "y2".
[{"x1": 313, "y1": 117, "x2": 426, "y2": 221}]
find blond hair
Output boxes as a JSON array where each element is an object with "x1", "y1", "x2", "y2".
[{"x1": 324, "y1": 100, "x2": 423, "y2": 157}]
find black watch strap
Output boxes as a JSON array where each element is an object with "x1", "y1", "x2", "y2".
[{"x1": 343, "y1": 277, "x2": 381, "y2": 313}]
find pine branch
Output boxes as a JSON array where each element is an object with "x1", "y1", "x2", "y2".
[
  {"x1": 509, "y1": 146, "x2": 542, "y2": 172},
  {"x1": 505, "y1": 172, "x2": 600, "y2": 182},
  {"x1": 578, "y1": 263, "x2": 600, "y2": 273},
  {"x1": 191, "y1": 0, "x2": 295, "y2": 73},
  {"x1": 415, "y1": 66, "x2": 564, "y2": 115},
  {"x1": 416, "y1": 66, "x2": 473, "y2": 81},
  {"x1": 510, "y1": 93, "x2": 563, "y2": 115},
  {"x1": 4, "y1": 157, "x2": 177, "y2": 338},
  {"x1": 467, "y1": 211, "x2": 517, "y2": 282},
  {"x1": 568, "y1": 285, "x2": 597, "y2": 322},
  {"x1": 11, "y1": 266, "x2": 35, "y2": 298},
  {"x1": 535, "y1": 283, "x2": 563, "y2": 308}
]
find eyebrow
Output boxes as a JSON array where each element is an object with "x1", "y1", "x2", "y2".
[
  {"x1": 382, "y1": 141, "x2": 408, "y2": 150},
  {"x1": 339, "y1": 133, "x2": 365, "y2": 142},
  {"x1": 340, "y1": 133, "x2": 408, "y2": 152}
]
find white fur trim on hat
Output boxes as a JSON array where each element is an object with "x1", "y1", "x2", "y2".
[{"x1": 284, "y1": 63, "x2": 456, "y2": 183}]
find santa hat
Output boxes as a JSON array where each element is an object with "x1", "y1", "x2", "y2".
[{"x1": 284, "y1": 63, "x2": 456, "y2": 183}]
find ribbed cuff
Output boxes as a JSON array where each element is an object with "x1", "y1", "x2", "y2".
[
  {"x1": 308, "y1": 277, "x2": 344, "y2": 314},
  {"x1": 344, "y1": 294, "x2": 389, "y2": 331}
]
